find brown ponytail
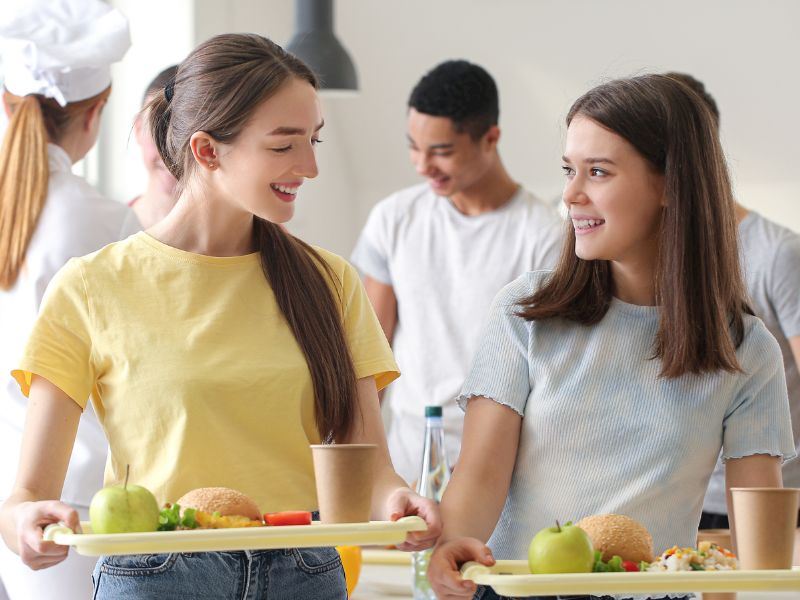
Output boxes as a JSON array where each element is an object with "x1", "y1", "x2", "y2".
[
  {"x1": 255, "y1": 221, "x2": 358, "y2": 442},
  {"x1": 0, "y1": 88, "x2": 111, "y2": 289},
  {"x1": 145, "y1": 33, "x2": 359, "y2": 442}
]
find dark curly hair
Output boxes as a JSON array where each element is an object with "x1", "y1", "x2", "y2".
[{"x1": 408, "y1": 60, "x2": 499, "y2": 140}]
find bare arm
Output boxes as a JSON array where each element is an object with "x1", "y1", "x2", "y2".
[
  {"x1": 439, "y1": 397, "x2": 522, "y2": 542},
  {"x1": 363, "y1": 276, "x2": 397, "y2": 346},
  {"x1": 362, "y1": 277, "x2": 398, "y2": 403},
  {"x1": 725, "y1": 453, "x2": 783, "y2": 553},
  {"x1": 0, "y1": 376, "x2": 82, "y2": 568},
  {"x1": 344, "y1": 376, "x2": 441, "y2": 550},
  {"x1": 428, "y1": 398, "x2": 522, "y2": 598}
]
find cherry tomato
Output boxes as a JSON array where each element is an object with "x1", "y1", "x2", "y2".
[{"x1": 263, "y1": 511, "x2": 313, "y2": 526}]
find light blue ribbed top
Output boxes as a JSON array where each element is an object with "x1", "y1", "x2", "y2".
[{"x1": 458, "y1": 271, "x2": 794, "y2": 566}]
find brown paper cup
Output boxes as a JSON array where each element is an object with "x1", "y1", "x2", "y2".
[
  {"x1": 311, "y1": 444, "x2": 376, "y2": 524},
  {"x1": 731, "y1": 487, "x2": 800, "y2": 570},
  {"x1": 697, "y1": 529, "x2": 735, "y2": 600}
]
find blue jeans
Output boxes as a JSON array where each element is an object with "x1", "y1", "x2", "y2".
[
  {"x1": 475, "y1": 587, "x2": 692, "y2": 600},
  {"x1": 92, "y1": 546, "x2": 346, "y2": 600}
]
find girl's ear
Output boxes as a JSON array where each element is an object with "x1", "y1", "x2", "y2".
[
  {"x1": 83, "y1": 98, "x2": 107, "y2": 133},
  {"x1": 189, "y1": 131, "x2": 219, "y2": 171}
]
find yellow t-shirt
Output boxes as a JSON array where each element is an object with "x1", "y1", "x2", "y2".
[{"x1": 12, "y1": 232, "x2": 399, "y2": 512}]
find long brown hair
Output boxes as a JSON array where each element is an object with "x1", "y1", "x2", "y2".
[
  {"x1": 520, "y1": 74, "x2": 751, "y2": 377},
  {"x1": 146, "y1": 33, "x2": 358, "y2": 442},
  {"x1": 0, "y1": 88, "x2": 110, "y2": 289}
]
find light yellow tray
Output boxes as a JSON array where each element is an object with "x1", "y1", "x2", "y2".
[
  {"x1": 362, "y1": 548, "x2": 412, "y2": 565},
  {"x1": 43, "y1": 516, "x2": 426, "y2": 557},
  {"x1": 461, "y1": 560, "x2": 800, "y2": 595}
]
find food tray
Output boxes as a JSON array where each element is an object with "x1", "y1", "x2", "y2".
[
  {"x1": 43, "y1": 516, "x2": 426, "y2": 557},
  {"x1": 362, "y1": 548, "x2": 412, "y2": 565},
  {"x1": 460, "y1": 560, "x2": 800, "y2": 595}
]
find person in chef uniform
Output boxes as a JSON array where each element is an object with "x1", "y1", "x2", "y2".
[{"x1": 0, "y1": 1, "x2": 135, "y2": 598}]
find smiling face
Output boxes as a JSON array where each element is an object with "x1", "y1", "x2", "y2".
[
  {"x1": 561, "y1": 116, "x2": 665, "y2": 266},
  {"x1": 406, "y1": 108, "x2": 497, "y2": 197},
  {"x1": 208, "y1": 77, "x2": 322, "y2": 224}
]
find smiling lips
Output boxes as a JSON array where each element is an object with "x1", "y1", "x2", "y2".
[
  {"x1": 270, "y1": 182, "x2": 300, "y2": 203},
  {"x1": 571, "y1": 216, "x2": 606, "y2": 234},
  {"x1": 429, "y1": 175, "x2": 450, "y2": 190}
]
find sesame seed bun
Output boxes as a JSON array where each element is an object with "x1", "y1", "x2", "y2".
[
  {"x1": 177, "y1": 487, "x2": 262, "y2": 521},
  {"x1": 576, "y1": 514, "x2": 654, "y2": 563}
]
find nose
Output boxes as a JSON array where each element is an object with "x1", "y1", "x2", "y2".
[
  {"x1": 413, "y1": 152, "x2": 434, "y2": 177},
  {"x1": 562, "y1": 173, "x2": 587, "y2": 211},
  {"x1": 295, "y1": 144, "x2": 319, "y2": 179}
]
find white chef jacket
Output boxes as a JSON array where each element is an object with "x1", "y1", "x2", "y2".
[{"x1": 0, "y1": 143, "x2": 140, "y2": 509}]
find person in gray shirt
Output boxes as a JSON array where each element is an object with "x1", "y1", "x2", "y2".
[{"x1": 667, "y1": 72, "x2": 800, "y2": 529}]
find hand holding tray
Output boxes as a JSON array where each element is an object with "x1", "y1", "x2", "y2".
[
  {"x1": 43, "y1": 516, "x2": 426, "y2": 556},
  {"x1": 460, "y1": 560, "x2": 800, "y2": 595}
]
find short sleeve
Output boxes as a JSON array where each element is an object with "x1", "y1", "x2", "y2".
[
  {"x1": 456, "y1": 275, "x2": 532, "y2": 416},
  {"x1": 770, "y1": 234, "x2": 800, "y2": 339},
  {"x1": 11, "y1": 259, "x2": 95, "y2": 409},
  {"x1": 722, "y1": 320, "x2": 795, "y2": 463},
  {"x1": 340, "y1": 260, "x2": 399, "y2": 391},
  {"x1": 350, "y1": 199, "x2": 394, "y2": 285}
]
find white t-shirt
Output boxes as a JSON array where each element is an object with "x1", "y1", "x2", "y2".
[
  {"x1": 703, "y1": 211, "x2": 800, "y2": 514},
  {"x1": 0, "y1": 144, "x2": 139, "y2": 509},
  {"x1": 351, "y1": 183, "x2": 563, "y2": 482}
]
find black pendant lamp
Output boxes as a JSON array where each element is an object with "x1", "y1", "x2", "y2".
[{"x1": 286, "y1": 0, "x2": 358, "y2": 95}]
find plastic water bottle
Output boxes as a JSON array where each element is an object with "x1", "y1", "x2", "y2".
[{"x1": 412, "y1": 406, "x2": 450, "y2": 600}]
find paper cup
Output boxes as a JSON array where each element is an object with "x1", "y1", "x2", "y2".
[
  {"x1": 731, "y1": 487, "x2": 800, "y2": 569},
  {"x1": 697, "y1": 529, "x2": 735, "y2": 600},
  {"x1": 311, "y1": 444, "x2": 376, "y2": 524}
]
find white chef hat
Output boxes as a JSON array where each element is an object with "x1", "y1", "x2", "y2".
[{"x1": 0, "y1": 0, "x2": 131, "y2": 107}]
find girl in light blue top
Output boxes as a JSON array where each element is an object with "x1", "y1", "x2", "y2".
[{"x1": 428, "y1": 74, "x2": 795, "y2": 600}]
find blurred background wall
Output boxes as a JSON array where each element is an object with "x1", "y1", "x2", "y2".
[{"x1": 94, "y1": 0, "x2": 800, "y2": 255}]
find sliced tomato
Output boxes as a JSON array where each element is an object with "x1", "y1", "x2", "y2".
[
  {"x1": 264, "y1": 511, "x2": 313, "y2": 526},
  {"x1": 622, "y1": 560, "x2": 639, "y2": 572}
]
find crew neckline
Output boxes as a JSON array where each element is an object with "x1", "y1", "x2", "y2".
[
  {"x1": 440, "y1": 185, "x2": 525, "y2": 222},
  {"x1": 609, "y1": 296, "x2": 659, "y2": 318},
  {"x1": 135, "y1": 231, "x2": 260, "y2": 266}
]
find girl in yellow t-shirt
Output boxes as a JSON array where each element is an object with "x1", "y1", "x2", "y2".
[{"x1": 0, "y1": 33, "x2": 441, "y2": 599}]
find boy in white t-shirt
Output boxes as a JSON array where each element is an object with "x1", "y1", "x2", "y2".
[
  {"x1": 351, "y1": 60, "x2": 563, "y2": 483},
  {"x1": 666, "y1": 73, "x2": 800, "y2": 530}
]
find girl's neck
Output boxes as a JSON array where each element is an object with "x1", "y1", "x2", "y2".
[
  {"x1": 146, "y1": 189, "x2": 255, "y2": 257},
  {"x1": 53, "y1": 134, "x2": 86, "y2": 165},
  {"x1": 610, "y1": 246, "x2": 658, "y2": 306}
]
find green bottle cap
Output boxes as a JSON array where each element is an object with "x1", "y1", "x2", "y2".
[{"x1": 425, "y1": 406, "x2": 442, "y2": 417}]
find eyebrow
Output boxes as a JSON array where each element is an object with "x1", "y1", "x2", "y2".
[
  {"x1": 267, "y1": 121, "x2": 325, "y2": 136},
  {"x1": 562, "y1": 155, "x2": 617, "y2": 165},
  {"x1": 406, "y1": 135, "x2": 454, "y2": 150}
]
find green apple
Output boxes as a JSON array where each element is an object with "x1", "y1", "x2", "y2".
[
  {"x1": 89, "y1": 465, "x2": 159, "y2": 534},
  {"x1": 528, "y1": 520, "x2": 594, "y2": 574}
]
